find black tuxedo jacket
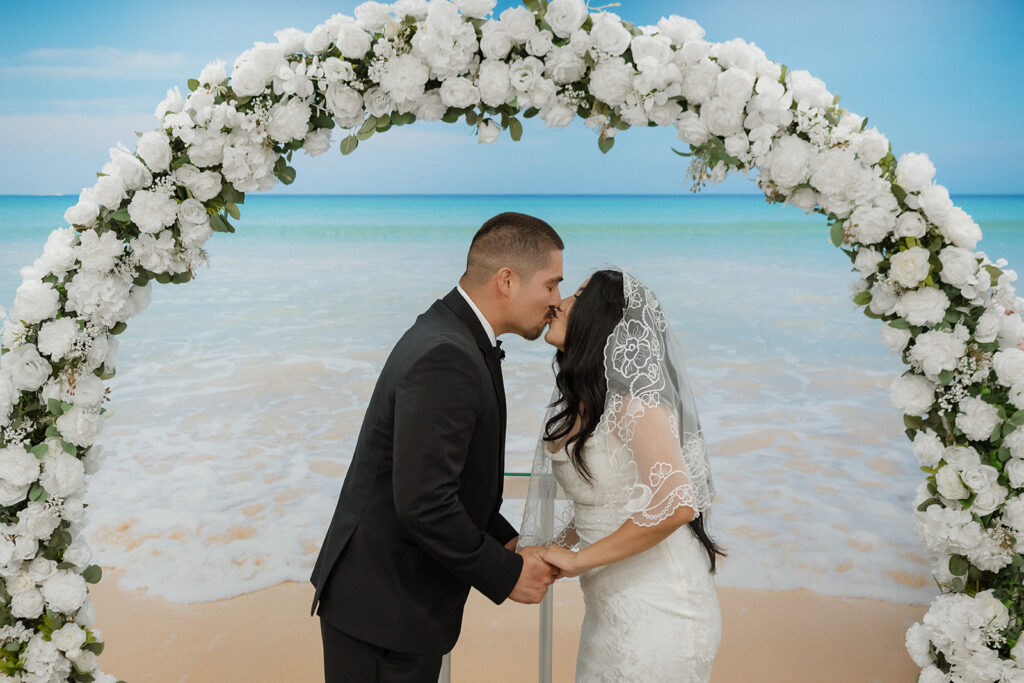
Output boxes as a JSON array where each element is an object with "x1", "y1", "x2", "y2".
[{"x1": 309, "y1": 288, "x2": 522, "y2": 655}]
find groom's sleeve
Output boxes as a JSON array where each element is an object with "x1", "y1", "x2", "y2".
[
  {"x1": 392, "y1": 342, "x2": 523, "y2": 604},
  {"x1": 486, "y1": 510, "x2": 518, "y2": 546}
]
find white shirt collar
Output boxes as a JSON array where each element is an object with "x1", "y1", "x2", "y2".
[{"x1": 456, "y1": 284, "x2": 497, "y2": 347}]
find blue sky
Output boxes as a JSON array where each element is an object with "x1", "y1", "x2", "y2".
[{"x1": 1, "y1": 0, "x2": 1021, "y2": 195}]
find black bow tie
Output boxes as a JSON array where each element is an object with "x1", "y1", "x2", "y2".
[{"x1": 489, "y1": 340, "x2": 505, "y2": 363}]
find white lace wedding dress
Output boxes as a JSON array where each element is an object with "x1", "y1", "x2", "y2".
[{"x1": 550, "y1": 426, "x2": 722, "y2": 682}]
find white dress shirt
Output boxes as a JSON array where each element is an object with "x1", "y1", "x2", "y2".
[{"x1": 456, "y1": 284, "x2": 497, "y2": 347}]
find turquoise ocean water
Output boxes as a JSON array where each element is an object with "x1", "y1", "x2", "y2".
[{"x1": 1, "y1": 194, "x2": 1022, "y2": 604}]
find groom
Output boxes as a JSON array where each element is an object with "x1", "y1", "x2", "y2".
[{"x1": 310, "y1": 212, "x2": 565, "y2": 682}]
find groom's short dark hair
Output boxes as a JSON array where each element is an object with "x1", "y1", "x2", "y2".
[{"x1": 463, "y1": 212, "x2": 564, "y2": 286}]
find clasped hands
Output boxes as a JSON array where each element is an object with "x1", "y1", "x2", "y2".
[{"x1": 506, "y1": 537, "x2": 584, "y2": 605}]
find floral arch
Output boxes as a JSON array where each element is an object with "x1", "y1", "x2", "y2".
[{"x1": 0, "y1": 0, "x2": 1020, "y2": 680}]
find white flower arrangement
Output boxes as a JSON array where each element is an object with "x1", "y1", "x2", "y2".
[{"x1": 0, "y1": 0, "x2": 1020, "y2": 678}]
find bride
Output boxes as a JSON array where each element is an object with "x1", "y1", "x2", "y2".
[{"x1": 520, "y1": 268, "x2": 725, "y2": 682}]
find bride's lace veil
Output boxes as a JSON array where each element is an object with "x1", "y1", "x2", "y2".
[{"x1": 518, "y1": 269, "x2": 714, "y2": 548}]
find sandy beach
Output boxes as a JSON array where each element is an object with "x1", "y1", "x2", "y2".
[{"x1": 90, "y1": 568, "x2": 925, "y2": 682}]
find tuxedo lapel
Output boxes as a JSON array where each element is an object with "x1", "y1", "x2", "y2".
[{"x1": 441, "y1": 289, "x2": 507, "y2": 469}]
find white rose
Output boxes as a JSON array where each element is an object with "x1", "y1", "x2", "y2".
[
  {"x1": 853, "y1": 248, "x2": 883, "y2": 276},
  {"x1": 17, "y1": 503, "x2": 60, "y2": 541},
  {"x1": 128, "y1": 190, "x2": 178, "y2": 234},
  {"x1": 13, "y1": 535, "x2": 38, "y2": 561},
  {"x1": 785, "y1": 69, "x2": 832, "y2": 110},
  {"x1": 956, "y1": 396, "x2": 1001, "y2": 442},
  {"x1": 0, "y1": 445, "x2": 41, "y2": 487},
  {"x1": 1007, "y1": 459, "x2": 1024, "y2": 489},
  {"x1": 919, "y1": 184, "x2": 954, "y2": 227},
  {"x1": 851, "y1": 127, "x2": 888, "y2": 166},
  {"x1": 1009, "y1": 383, "x2": 1024, "y2": 410},
  {"x1": 477, "y1": 118, "x2": 500, "y2": 144},
  {"x1": 326, "y1": 83, "x2": 365, "y2": 125},
  {"x1": 51, "y1": 623, "x2": 87, "y2": 655},
  {"x1": 847, "y1": 205, "x2": 896, "y2": 245},
  {"x1": 1000, "y1": 314, "x2": 1024, "y2": 351},
  {"x1": 896, "y1": 153, "x2": 936, "y2": 193},
  {"x1": 414, "y1": 90, "x2": 446, "y2": 122},
  {"x1": 936, "y1": 465, "x2": 968, "y2": 499},
  {"x1": 993, "y1": 348, "x2": 1024, "y2": 388},
  {"x1": 63, "y1": 538, "x2": 92, "y2": 569},
  {"x1": 526, "y1": 29, "x2": 554, "y2": 57},
  {"x1": 131, "y1": 231, "x2": 187, "y2": 275},
  {"x1": 912, "y1": 430, "x2": 943, "y2": 468},
  {"x1": 544, "y1": 46, "x2": 586, "y2": 84},
  {"x1": 909, "y1": 329, "x2": 965, "y2": 380},
  {"x1": 0, "y1": 479, "x2": 29, "y2": 506},
  {"x1": 890, "y1": 373, "x2": 935, "y2": 417},
  {"x1": 267, "y1": 98, "x2": 311, "y2": 143},
  {"x1": 889, "y1": 247, "x2": 931, "y2": 288},
  {"x1": 40, "y1": 452, "x2": 86, "y2": 499},
  {"x1": 674, "y1": 111, "x2": 709, "y2": 146},
  {"x1": 893, "y1": 211, "x2": 927, "y2": 239},
  {"x1": 681, "y1": 59, "x2": 719, "y2": 105},
  {"x1": 363, "y1": 86, "x2": 394, "y2": 117},
  {"x1": 541, "y1": 101, "x2": 576, "y2": 128},
  {"x1": 589, "y1": 12, "x2": 631, "y2": 56},
  {"x1": 716, "y1": 38, "x2": 762, "y2": 73},
  {"x1": 56, "y1": 406, "x2": 103, "y2": 448},
  {"x1": 7, "y1": 571, "x2": 35, "y2": 595},
  {"x1": 177, "y1": 198, "x2": 208, "y2": 226},
  {"x1": 439, "y1": 77, "x2": 480, "y2": 109},
  {"x1": 972, "y1": 485, "x2": 1007, "y2": 516},
  {"x1": 63, "y1": 191, "x2": 99, "y2": 228},
  {"x1": 3, "y1": 343, "x2": 52, "y2": 392},
  {"x1": 11, "y1": 280, "x2": 59, "y2": 325},
  {"x1": 961, "y1": 464, "x2": 999, "y2": 494},
  {"x1": 936, "y1": 248, "x2": 977, "y2": 293},
  {"x1": 380, "y1": 54, "x2": 430, "y2": 104},
  {"x1": 322, "y1": 57, "x2": 356, "y2": 83},
  {"x1": 154, "y1": 86, "x2": 184, "y2": 121},
  {"x1": 766, "y1": 136, "x2": 811, "y2": 189},
  {"x1": 545, "y1": 0, "x2": 587, "y2": 38},
  {"x1": 699, "y1": 97, "x2": 744, "y2": 137},
  {"x1": 41, "y1": 570, "x2": 88, "y2": 614},
  {"x1": 569, "y1": 28, "x2": 592, "y2": 57},
  {"x1": 896, "y1": 287, "x2": 950, "y2": 327},
  {"x1": 477, "y1": 60, "x2": 512, "y2": 107},
  {"x1": 454, "y1": 0, "x2": 496, "y2": 19},
  {"x1": 37, "y1": 318, "x2": 78, "y2": 361},
  {"x1": 187, "y1": 170, "x2": 222, "y2": 203},
  {"x1": 354, "y1": 1, "x2": 391, "y2": 30},
  {"x1": 101, "y1": 147, "x2": 152, "y2": 192},
  {"x1": 1004, "y1": 428, "x2": 1024, "y2": 459},
  {"x1": 975, "y1": 308, "x2": 1002, "y2": 344},
  {"x1": 89, "y1": 175, "x2": 127, "y2": 211},
  {"x1": 716, "y1": 67, "x2": 754, "y2": 105},
  {"x1": 199, "y1": 58, "x2": 227, "y2": 86},
  {"x1": 75, "y1": 229, "x2": 125, "y2": 273},
  {"x1": 880, "y1": 324, "x2": 911, "y2": 354},
  {"x1": 337, "y1": 23, "x2": 373, "y2": 60},
  {"x1": 938, "y1": 206, "x2": 982, "y2": 251},
  {"x1": 657, "y1": 14, "x2": 704, "y2": 46},
  {"x1": 499, "y1": 6, "x2": 537, "y2": 42},
  {"x1": 27, "y1": 556, "x2": 56, "y2": 584},
  {"x1": 905, "y1": 623, "x2": 932, "y2": 668},
  {"x1": 10, "y1": 589, "x2": 44, "y2": 619},
  {"x1": 480, "y1": 22, "x2": 514, "y2": 60},
  {"x1": 303, "y1": 129, "x2": 332, "y2": 157},
  {"x1": 30, "y1": 226, "x2": 75, "y2": 280}
]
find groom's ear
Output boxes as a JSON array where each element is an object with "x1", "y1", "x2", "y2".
[{"x1": 495, "y1": 266, "x2": 516, "y2": 297}]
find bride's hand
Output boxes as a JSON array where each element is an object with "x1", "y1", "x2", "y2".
[{"x1": 538, "y1": 545, "x2": 584, "y2": 579}]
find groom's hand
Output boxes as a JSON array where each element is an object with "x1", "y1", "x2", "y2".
[
  {"x1": 504, "y1": 535, "x2": 519, "y2": 552},
  {"x1": 508, "y1": 546, "x2": 558, "y2": 604}
]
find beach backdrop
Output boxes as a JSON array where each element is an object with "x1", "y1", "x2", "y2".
[{"x1": 4, "y1": 193, "x2": 1023, "y2": 613}]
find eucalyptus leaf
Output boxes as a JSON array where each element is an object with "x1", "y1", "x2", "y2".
[
  {"x1": 509, "y1": 117, "x2": 523, "y2": 141},
  {"x1": 109, "y1": 321, "x2": 127, "y2": 335},
  {"x1": 598, "y1": 136, "x2": 614, "y2": 154},
  {"x1": 829, "y1": 222, "x2": 845, "y2": 247},
  {"x1": 340, "y1": 136, "x2": 359, "y2": 155},
  {"x1": 82, "y1": 565, "x2": 102, "y2": 584}
]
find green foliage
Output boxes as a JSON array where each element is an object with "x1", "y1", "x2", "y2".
[
  {"x1": 340, "y1": 136, "x2": 359, "y2": 155},
  {"x1": 209, "y1": 213, "x2": 235, "y2": 233},
  {"x1": 598, "y1": 136, "x2": 614, "y2": 154},
  {"x1": 82, "y1": 565, "x2": 102, "y2": 584}
]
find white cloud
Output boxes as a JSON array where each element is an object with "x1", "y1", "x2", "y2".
[{"x1": 0, "y1": 47, "x2": 188, "y2": 80}]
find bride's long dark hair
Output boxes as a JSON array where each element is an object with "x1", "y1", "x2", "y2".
[{"x1": 543, "y1": 269, "x2": 726, "y2": 572}]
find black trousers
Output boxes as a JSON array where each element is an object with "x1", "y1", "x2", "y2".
[{"x1": 320, "y1": 618, "x2": 443, "y2": 683}]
